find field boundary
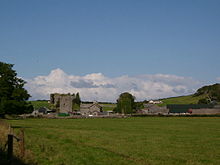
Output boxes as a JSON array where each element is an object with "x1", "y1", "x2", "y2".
[
  {"x1": 18, "y1": 113, "x2": 220, "y2": 120},
  {"x1": 0, "y1": 120, "x2": 34, "y2": 165}
]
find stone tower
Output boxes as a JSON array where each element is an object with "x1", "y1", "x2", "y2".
[{"x1": 50, "y1": 93, "x2": 75, "y2": 113}]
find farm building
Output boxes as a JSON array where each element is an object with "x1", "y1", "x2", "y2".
[
  {"x1": 148, "y1": 100, "x2": 163, "y2": 104},
  {"x1": 167, "y1": 104, "x2": 218, "y2": 114},
  {"x1": 80, "y1": 102, "x2": 102, "y2": 116},
  {"x1": 189, "y1": 108, "x2": 220, "y2": 114},
  {"x1": 32, "y1": 107, "x2": 50, "y2": 115}
]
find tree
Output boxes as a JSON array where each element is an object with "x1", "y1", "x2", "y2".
[
  {"x1": 198, "y1": 98, "x2": 210, "y2": 104},
  {"x1": 71, "y1": 93, "x2": 81, "y2": 111},
  {"x1": 50, "y1": 93, "x2": 55, "y2": 104},
  {"x1": 75, "y1": 92, "x2": 81, "y2": 106},
  {"x1": 0, "y1": 62, "x2": 33, "y2": 116},
  {"x1": 115, "y1": 92, "x2": 135, "y2": 114},
  {"x1": 195, "y1": 83, "x2": 220, "y2": 104},
  {"x1": 135, "y1": 101, "x2": 144, "y2": 110}
]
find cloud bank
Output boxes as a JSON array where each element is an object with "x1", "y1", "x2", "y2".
[{"x1": 25, "y1": 68, "x2": 201, "y2": 102}]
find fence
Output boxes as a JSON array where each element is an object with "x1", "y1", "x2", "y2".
[{"x1": 0, "y1": 120, "x2": 25, "y2": 164}]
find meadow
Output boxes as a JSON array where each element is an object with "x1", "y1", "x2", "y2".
[
  {"x1": 29, "y1": 101, "x2": 54, "y2": 110},
  {"x1": 158, "y1": 95, "x2": 206, "y2": 106},
  {"x1": 6, "y1": 117, "x2": 220, "y2": 165}
]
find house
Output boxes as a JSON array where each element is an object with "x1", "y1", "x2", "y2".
[
  {"x1": 149, "y1": 100, "x2": 163, "y2": 104},
  {"x1": 167, "y1": 104, "x2": 215, "y2": 114},
  {"x1": 80, "y1": 102, "x2": 102, "y2": 116},
  {"x1": 31, "y1": 107, "x2": 49, "y2": 115}
]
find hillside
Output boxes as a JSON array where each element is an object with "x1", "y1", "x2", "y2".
[
  {"x1": 158, "y1": 94, "x2": 206, "y2": 106},
  {"x1": 29, "y1": 100, "x2": 54, "y2": 110},
  {"x1": 159, "y1": 83, "x2": 220, "y2": 106},
  {"x1": 194, "y1": 83, "x2": 220, "y2": 103}
]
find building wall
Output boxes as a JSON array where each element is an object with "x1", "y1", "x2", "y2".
[
  {"x1": 167, "y1": 104, "x2": 214, "y2": 113},
  {"x1": 80, "y1": 103, "x2": 102, "y2": 116},
  {"x1": 54, "y1": 95, "x2": 61, "y2": 106},
  {"x1": 59, "y1": 95, "x2": 73, "y2": 113},
  {"x1": 142, "y1": 104, "x2": 169, "y2": 114},
  {"x1": 90, "y1": 104, "x2": 101, "y2": 112},
  {"x1": 191, "y1": 108, "x2": 220, "y2": 114},
  {"x1": 50, "y1": 93, "x2": 75, "y2": 113}
]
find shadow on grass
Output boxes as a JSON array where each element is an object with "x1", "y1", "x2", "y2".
[
  {"x1": 0, "y1": 148, "x2": 31, "y2": 165},
  {"x1": 10, "y1": 126, "x2": 32, "y2": 129}
]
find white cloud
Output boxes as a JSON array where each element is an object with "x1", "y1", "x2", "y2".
[{"x1": 25, "y1": 68, "x2": 201, "y2": 102}]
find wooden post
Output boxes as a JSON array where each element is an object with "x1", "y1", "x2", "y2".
[
  {"x1": 20, "y1": 129, "x2": 25, "y2": 158},
  {"x1": 7, "y1": 134, "x2": 13, "y2": 162}
]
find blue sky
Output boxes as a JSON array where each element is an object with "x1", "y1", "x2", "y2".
[{"x1": 1, "y1": 0, "x2": 220, "y2": 101}]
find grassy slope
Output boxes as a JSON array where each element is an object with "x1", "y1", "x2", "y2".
[
  {"x1": 8, "y1": 118, "x2": 220, "y2": 165},
  {"x1": 29, "y1": 100, "x2": 53, "y2": 110},
  {"x1": 158, "y1": 94, "x2": 207, "y2": 106}
]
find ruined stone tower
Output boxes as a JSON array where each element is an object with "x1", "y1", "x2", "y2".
[{"x1": 50, "y1": 93, "x2": 75, "y2": 113}]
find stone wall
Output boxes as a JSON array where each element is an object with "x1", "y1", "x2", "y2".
[
  {"x1": 142, "y1": 104, "x2": 169, "y2": 114},
  {"x1": 191, "y1": 108, "x2": 220, "y2": 114}
]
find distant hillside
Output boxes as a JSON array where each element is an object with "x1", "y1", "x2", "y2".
[
  {"x1": 29, "y1": 100, "x2": 54, "y2": 110},
  {"x1": 194, "y1": 83, "x2": 220, "y2": 104},
  {"x1": 158, "y1": 95, "x2": 206, "y2": 106},
  {"x1": 159, "y1": 83, "x2": 220, "y2": 106},
  {"x1": 194, "y1": 83, "x2": 220, "y2": 96}
]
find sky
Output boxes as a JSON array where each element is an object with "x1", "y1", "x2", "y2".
[{"x1": 1, "y1": 0, "x2": 220, "y2": 101}]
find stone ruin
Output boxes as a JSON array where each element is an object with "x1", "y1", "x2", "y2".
[{"x1": 50, "y1": 93, "x2": 75, "y2": 113}]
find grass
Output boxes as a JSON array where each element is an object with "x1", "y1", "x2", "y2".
[
  {"x1": 158, "y1": 95, "x2": 207, "y2": 106},
  {"x1": 0, "y1": 120, "x2": 35, "y2": 165},
  {"x1": 6, "y1": 117, "x2": 220, "y2": 165},
  {"x1": 100, "y1": 103, "x2": 116, "y2": 111},
  {"x1": 29, "y1": 100, "x2": 54, "y2": 110}
]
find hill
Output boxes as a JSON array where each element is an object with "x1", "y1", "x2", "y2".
[
  {"x1": 194, "y1": 83, "x2": 220, "y2": 104},
  {"x1": 158, "y1": 94, "x2": 206, "y2": 106},
  {"x1": 159, "y1": 83, "x2": 220, "y2": 106}
]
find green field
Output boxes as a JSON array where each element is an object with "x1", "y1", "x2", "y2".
[
  {"x1": 7, "y1": 117, "x2": 220, "y2": 165},
  {"x1": 158, "y1": 95, "x2": 206, "y2": 106},
  {"x1": 29, "y1": 100, "x2": 53, "y2": 110}
]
